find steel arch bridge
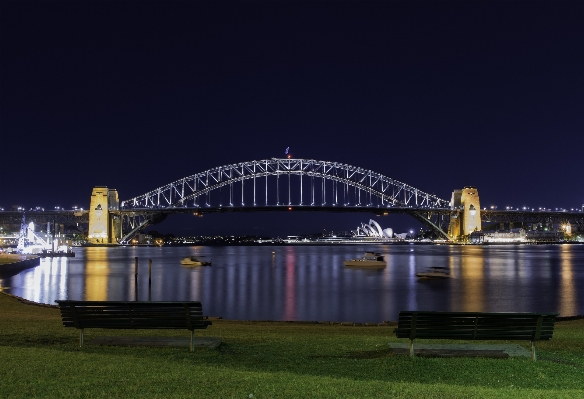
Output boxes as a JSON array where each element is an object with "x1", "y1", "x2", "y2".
[
  {"x1": 119, "y1": 158, "x2": 453, "y2": 241},
  {"x1": 123, "y1": 158, "x2": 450, "y2": 209}
]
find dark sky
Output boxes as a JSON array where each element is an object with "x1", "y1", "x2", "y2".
[{"x1": 1, "y1": 1, "x2": 583, "y2": 236}]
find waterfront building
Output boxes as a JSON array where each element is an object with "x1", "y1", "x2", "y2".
[
  {"x1": 470, "y1": 228, "x2": 566, "y2": 244},
  {"x1": 525, "y1": 230, "x2": 564, "y2": 243},
  {"x1": 481, "y1": 229, "x2": 526, "y2": 243}
]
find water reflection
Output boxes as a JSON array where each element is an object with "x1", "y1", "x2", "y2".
[
  {"x1": 20, "y1": 257, "x2": 70, "y2": 304},
  {"x1": 1, "y1": 244, "x2": 583, "y2": 322},
  {"x1": 559, "y1": 245, "x2": 576, "y2": 317},
  {"x1": 459, "y1": 247, "x2": 486, "y2": 312},
  {"x1": 284, "y1": 249, "x2": 296, "y2": 320},
  {"x1": 84, "y1": 247, "x2": 110, "y2": 301}
]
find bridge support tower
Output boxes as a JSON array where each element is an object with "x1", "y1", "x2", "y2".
[
  {"x1": 88, "y1": 187, "x2": 121, "y2": 244},
  {"x1": 448, "y1": 186, "x2": 482, "y2": 241}
]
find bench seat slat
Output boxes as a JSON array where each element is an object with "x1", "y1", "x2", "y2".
[{"x1": 394, "y1": 311, "x2": 558, "y2": 343}]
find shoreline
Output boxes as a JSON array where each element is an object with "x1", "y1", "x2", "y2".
[
  {"x1": 1, "y1": 291, "x2": 582, "y2": 323},
  {"x1": 79, "y1": 241, "x2": 584, "y2": 247},
  {"x1": 0, "y1": 254, "x2": 40, "y2": 278},
  {"x1": 2, "y1": 248, "x2": 583, "y2": 323}
]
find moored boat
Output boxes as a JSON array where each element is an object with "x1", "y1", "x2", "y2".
[
  {"x1": 180, "y1": 256, "x2": 212, "y2": 266},
  {"x1": 343, "y1": 252, "x2": 386, "y2": 267},
  {"x1": 416, "y1": 266, "x2": 450, "y2": 279}
]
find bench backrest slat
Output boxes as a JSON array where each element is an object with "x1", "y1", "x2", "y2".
[
  {"x1": 55, "y1": 300, "x2": 211, "y2": 331},
  {"x1": 395, "y1": 311, "x2": 558, "y2": 341}
]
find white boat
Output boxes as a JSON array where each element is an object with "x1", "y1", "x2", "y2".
[
  {"x1": 343, "y1": 252, "x2": 386, "y2": 267},
  {"x1": 416, "y1": 267, "x2": 450, "y2": 279},
  {"x1": 180, "y1": 256, "x2": 212, "y2": 266}
]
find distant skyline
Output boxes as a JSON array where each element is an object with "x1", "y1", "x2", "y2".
[{"x1": 1, "y1": 1, "x2": 583, "y2": 236}]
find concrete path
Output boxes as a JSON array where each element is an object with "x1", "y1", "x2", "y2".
[
  {"x1": 88, "y1": 336, "x2": 222, "y2": 349},
  {"x1": 389, "y1": 343, "x2": 531, "y2": 358}
]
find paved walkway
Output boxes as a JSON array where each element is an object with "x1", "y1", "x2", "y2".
[
  {"x1": 389, "y1": 343, "x2": 531, "y2": 358},
  {"x1": 86, "y1": 336, "x2": 529, "y2": 357},
  {"x1": 88, "y1": 336, "x2": 222, "y2": 349}
]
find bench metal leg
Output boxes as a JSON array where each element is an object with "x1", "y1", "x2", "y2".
[
  {"x1": 190, "y1": 330, "x2": 194, "y2": 352},
  {"x1": 409, "y1": 339, "x2": 414, "y2": 357},
  {"x1": 530, "y1": 341, "x2": 536, "y2": 361},
  {"x1": 79, "y1": 329, "x2": 84, "y2": 347}
]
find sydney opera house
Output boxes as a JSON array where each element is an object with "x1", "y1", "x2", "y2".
[
  {"x1": 353, "y1": 219, "x2": 393, "y2": 239},
  {"x1": 284, "y1": 219, "x2": 396, "y2": 243}
]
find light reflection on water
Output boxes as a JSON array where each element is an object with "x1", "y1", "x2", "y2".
[{"x1": 1, "y1": 244, "x2": 583, "y2": 323}]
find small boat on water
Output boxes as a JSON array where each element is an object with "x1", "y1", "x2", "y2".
[
  {"x1": 416, "y1": 267, "x2": 450, "y2": 279},
  {"x1": 343, "y1": 252, "x2": 386, "y2": 267},
  {"x1": 180, "y1": 256, "x2": 212, "y2": 266}
]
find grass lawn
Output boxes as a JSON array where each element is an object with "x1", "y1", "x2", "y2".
[{"x1": 0, "y1": 292, "x2": 583, "y2": 398}]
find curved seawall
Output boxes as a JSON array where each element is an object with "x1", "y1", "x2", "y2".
[{"x1": 0, "y1": 255, "x2": 41, "y2": 279}]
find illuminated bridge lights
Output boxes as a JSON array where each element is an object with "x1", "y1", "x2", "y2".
[
  {"x1": 4, "y1": 159, "x2": 583, "y2": 245},
  {"x1": 121, "y1": 158, "x2": 450, "y2": 211}
]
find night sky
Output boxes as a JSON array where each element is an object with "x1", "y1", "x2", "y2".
[{"x1": 1, "y1": 1, "x2": 583, "y2": 236}]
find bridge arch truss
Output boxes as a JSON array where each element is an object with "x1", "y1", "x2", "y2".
[{"x1": 122, "y1": 158, "x2": 450, "y2": 211}]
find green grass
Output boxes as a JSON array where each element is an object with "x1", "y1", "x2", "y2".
[{"x1": 1, "y1": 293, "x2": 583, "y2": 398}]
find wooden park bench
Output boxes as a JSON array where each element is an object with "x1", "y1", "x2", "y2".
[
  {"x1": 55, "y1": 300, "x2": 212, "y2": 352},
  {"x1": 394, "y1": 311, "x2": 558, "y2": 360}
]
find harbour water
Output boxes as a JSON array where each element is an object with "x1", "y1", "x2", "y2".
[{"x1": 1, "y1": 244, "x2": 583, "y2": 323}]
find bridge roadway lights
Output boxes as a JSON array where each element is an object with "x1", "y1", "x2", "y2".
[{"x1": 97, "y1": 188, "x2": 474, "y2": 244}]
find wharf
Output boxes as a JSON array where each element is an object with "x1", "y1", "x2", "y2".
[{"x1": 37, "y1": 252, "x2": 75, "y2": 258}]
